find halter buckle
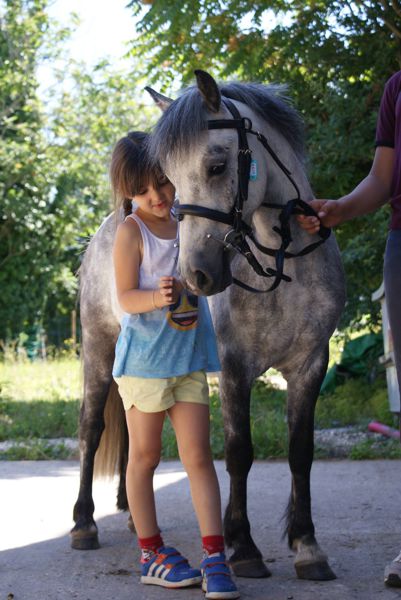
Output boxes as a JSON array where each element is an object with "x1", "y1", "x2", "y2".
[
  {"x1": 224, "y1": 229, "x2": 244, "y2": 246},
  {"x1": 206, "y1": 229, "x2": 245, "y2": 253}
]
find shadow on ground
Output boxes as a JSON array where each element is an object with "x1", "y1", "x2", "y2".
[{"x1": 1, "y1": 460, "x2": 401, "y2": 599}]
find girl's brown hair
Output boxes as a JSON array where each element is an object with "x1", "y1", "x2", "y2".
[{"x1": 110, "y1": 131, "x2": 164, "y2": 217}]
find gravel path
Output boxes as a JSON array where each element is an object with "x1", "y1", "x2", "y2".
[{"x1": 2, "y1": 459, "x2": 401, "y2": 600}]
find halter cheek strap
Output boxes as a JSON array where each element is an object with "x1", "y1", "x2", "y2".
[{"x1": 175, "y1": 97, "x2": 330, "y2": 293}]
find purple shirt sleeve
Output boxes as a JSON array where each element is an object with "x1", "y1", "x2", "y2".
[
  {"x1": 374, "y1": 71, "x2": 401, "y2": 228},
  {"x1": 375, "y1": 77, "x2": 396, "y2": 148}
]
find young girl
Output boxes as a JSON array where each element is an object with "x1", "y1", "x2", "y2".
[{"x1": 110, "y1": 131, "x2": 239, "y2": 599}]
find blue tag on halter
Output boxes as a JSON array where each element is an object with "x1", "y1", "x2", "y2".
[{"x1": 249, "y1": 159, "x2": 258, "y2": 181}]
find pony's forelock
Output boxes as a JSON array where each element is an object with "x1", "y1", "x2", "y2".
[
  {"x1": 149, "y1": 81, "x2": 305, "y2": 166},
  {"x1": 148, "y1": 86, "x2": 207, "y2": 166}
]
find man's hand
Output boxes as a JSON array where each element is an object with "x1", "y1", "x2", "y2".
[{"x1": 297, "y1": 199, "x2": 344, "y2": 234}]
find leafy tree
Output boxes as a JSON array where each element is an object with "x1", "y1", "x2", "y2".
[
  {"x1": 0, "y1": 0, "x2": 54, "y2": 341},
  {"x1": 0, "y1": 0, "x2": 158, "y2": 345},
  {"x1": 128, "y1": 0, "x2": 401, "y2": 329},
  {"x1": 2, "y1": 0, "x2": 398, "y2": 346},
  {"x1": 44, "y1": 62, "x2": 158, "y2": 333}
]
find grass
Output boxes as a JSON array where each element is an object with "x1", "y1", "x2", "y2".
[
  {"x1": 0, "y1": 358, "x2": 81, "y2": 402},
  {"x1": 0, "y1": 358, "x2": 81, "y2": 459},
  {"x1": 315, "y1": 378, "x2": 395, "y2": 428},
  {"x1": 0, "y1": 358, "x2": 399, "y2": 460}
]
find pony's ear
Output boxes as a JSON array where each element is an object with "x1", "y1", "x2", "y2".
[
  {"x1": 144, "y1": 86, "x2": 173, "y2": 112},
  {"x1": 194, "y1": 69, "x2": 221, "y2": 113}
]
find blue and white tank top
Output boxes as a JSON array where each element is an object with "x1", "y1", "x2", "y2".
[{"x1": 112, "y1": 212, "x2": 221, "y2": 378}]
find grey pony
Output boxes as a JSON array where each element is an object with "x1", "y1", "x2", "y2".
[{"x1": 71, "y1": 70, "x2": 346, "y2": 583}]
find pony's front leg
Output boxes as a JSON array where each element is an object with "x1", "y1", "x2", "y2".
[
  {"x1": 220, "y1": 371, "x2": 271, "y2": 578},
  {"x1": 285, "y1": 348, "x2": 336, "y2": 581},
  {"x1": 71, "y1": 331, "x2": 116, "y2": 550}
]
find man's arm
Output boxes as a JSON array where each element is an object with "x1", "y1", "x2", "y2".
[{"x1": 297, "y1": 146, "x2": 394, "y2": 233}]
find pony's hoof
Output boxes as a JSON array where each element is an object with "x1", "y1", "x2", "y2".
[
  {"x1": 295, "y1": 560, "x2": 336, "y2": 581},
  {"x1": 70, "y1": 525, "x2": 100, "y2": 550},
  {"x1": 230, "y1": 558, "x2": 271, "y2": 578}
]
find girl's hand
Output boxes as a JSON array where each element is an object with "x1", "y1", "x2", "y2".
[
  {"x1": 296, "y1": 199, "x2": 344, "y2": 234},
  {"x1": 156, "y1": 276, "x2": 183, "y2": 307}
]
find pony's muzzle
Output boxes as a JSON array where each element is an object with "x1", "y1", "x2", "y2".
[
  {"x1": 181, "y1": 251, "x2": 232, "y2": 296},
  {"x1": 195, "y1": 269, "x2": 212, "y2": 293}
]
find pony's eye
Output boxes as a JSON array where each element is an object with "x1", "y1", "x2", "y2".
[{"x1": 208, "y1": 163, "x2": 226, "y2": 177}]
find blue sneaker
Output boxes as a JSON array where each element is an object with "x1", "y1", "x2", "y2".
[
  {"x1": 141, "y1": 546, "x2": 202, "y2": 588},
  {"x1": 201, "y1": 552, "x2": 240, "y2": 599}
]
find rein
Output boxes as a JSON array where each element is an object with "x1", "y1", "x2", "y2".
[{"x1": 175, "y1": 98, "x2": 331, "y2": 292}]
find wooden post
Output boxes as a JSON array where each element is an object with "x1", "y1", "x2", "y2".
[{"x1": 372, "y1": 282, "x2": 400, "y2": 413}]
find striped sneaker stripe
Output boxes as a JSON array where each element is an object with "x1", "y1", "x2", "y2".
[
  {"x1": 148, "y1": 562, "x2": 159, "y2": 577},
  {"x1": 154, "y1": 564, "x2": 167, "y2": 578},
  {"x1": 160, "y1": 567, "x2": 171, "y2": 579}
]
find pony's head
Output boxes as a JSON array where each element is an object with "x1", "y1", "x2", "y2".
[{"x1": 147, "y1": 70, "x2": 305, "y2": 295}]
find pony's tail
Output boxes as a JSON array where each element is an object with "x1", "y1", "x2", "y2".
[{"x1": 94, "y1": 380, "x2": 127, "y2": 479}]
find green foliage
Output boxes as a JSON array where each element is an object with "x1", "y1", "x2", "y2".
[
  {"x1": 0, "y1": 0, "x2": 54, "y2": 340},
  {"x1": 2, "y1": 0, "x2": 397, "y2": 339},
  {"x1": 349, "y1": 438, "x2": 401, "y2": 460},
  {"x1": 128, "y1": 1, "x2": 400, "y2": 92},
  {"x1": 0, "y1": 356, "x2": 81, "y2": 399},
  {"x1": 315, "y1": 377, "x2": 392, "y2": 428},
  {"x1": 0, "y1": 398, "x2": 79, "y2": 440},
  {"x1": 0, "y1": 358, "x2": 397, "y2": 460},
  {"x1": 47, "y1": 61, "x2": 158, "y2": 243},
  {"x1": 0, "y1": 357, "x2": 80, "y2": 443},
  {"x1": 42, "y1": 63, "x2": 158, "y2": 331},
  {"x1": 250, "y1": 379, "x2": 288, "y2": 458},
  {"x1": 127, "y1": 0, "x2": 401, "y2": 329},
  {"x1": 0, "y1": 1, "x2": 160, "y2": 344}
]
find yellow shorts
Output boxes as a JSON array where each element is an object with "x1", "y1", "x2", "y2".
[{"x1": 114, "y1": 370, "x2": 209, "y2": 413}]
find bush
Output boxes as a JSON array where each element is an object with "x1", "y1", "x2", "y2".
[
  {"x1": 315, "y1": 376, "x2": 391, "y2": 429},
  {"x1": 0, "y1": 358, "x2": 396, "y2": 460}
]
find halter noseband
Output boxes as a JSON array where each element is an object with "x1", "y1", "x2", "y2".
[{"x1": 175, "y1": 98, "x2": 330, "y2": 292}]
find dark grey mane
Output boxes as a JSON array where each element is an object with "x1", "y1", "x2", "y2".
[{"x1": 149, "y1": 81, "x2": 305, "y2": 165}]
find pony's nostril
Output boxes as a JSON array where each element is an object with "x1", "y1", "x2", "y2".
[{"x1": 195, "y1": 270, "x2": 209, "y2": 290}]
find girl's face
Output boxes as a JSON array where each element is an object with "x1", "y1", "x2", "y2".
[{"x1": 133, "y1": 177, "x2": 175, "y2": 220}]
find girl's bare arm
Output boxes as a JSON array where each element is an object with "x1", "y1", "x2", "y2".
[{"x1": 113, "y1": 220, "x2": 175, "y2": 313}]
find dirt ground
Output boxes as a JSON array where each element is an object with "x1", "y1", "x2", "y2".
[{"x1": 1, "y1": 459, "x2": 401, "y2": 600}]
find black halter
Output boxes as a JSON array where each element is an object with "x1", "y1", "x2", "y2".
[{"x1": 175, "y1": 98, "x2": 330, "y2": 292}]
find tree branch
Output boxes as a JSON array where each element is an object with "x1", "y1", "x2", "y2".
[
  {"x1": 383, "y1": 16, "x2": 401, "y2": 37},
  {"x1": 343, "y1": 0, "x2": 356, "y2": 15},
  {"x1": 392, "y1": 0, "x2": 401, "y2": 19},
  {"x1": 379, "y1": 0, "x2": 401, "y2": 37}
]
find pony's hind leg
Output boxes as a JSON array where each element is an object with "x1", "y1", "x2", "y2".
[
  {"x1": 117, "y1": 447, "x2": 129, "y2": 511},
  {"x1": 284, "y1": 346, "x2": 336, "y2": 581},
  {"x1": 71, "y1": 327, "x2": 118, "y2": 550},
  {"x1": 220, "y1": 365, "x2": 270, "y2": 578},
  {"x1": 116, "y1": 439, "x2": 134, "y2": 532}
]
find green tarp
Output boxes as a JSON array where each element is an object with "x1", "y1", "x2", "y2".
[{"x1": 321, "y1": 333, "x2": 383, "y2": 394}]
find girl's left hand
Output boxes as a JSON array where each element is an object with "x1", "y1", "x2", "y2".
[{"x1": 158, "y1": 276, "x2": 183, "y2": 306}]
